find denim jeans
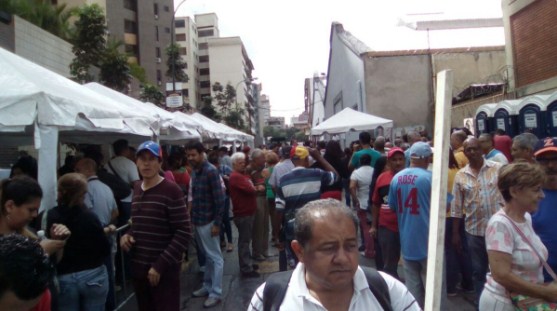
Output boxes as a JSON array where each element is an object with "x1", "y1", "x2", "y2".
[
  {"x1": 467, "y1": 232, "x2": 489, "y2": 305},
  {"x1": 57, "y1": 265, "x2": 108, "y2": 311},
  {"x1": 220, "y1": 196, "x2": 232, "y2": 244},
  {"x1": 403, "y1": 258, "x2": 447, "y2": 309},
  {"x1": 196, "y1": 222, "x2": 224, "y2": 299}
]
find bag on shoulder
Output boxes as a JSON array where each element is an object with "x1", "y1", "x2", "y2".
[
  {"x1": 510, "y1": 291, "x2": 557, "y2": 311},
  {"x1": 97, "y1": 168, "x2": 132, "y2": 201},
  {"x1": 262, "y1": 266, "x2": 392, "y2": 311}
]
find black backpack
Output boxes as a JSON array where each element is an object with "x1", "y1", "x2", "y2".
[
  {"x1": 262, "y1": 266, "x2": 392, "y2": 311},
  {"x1": 97, "y1": 168, "x2": 132, "y2": 201}
]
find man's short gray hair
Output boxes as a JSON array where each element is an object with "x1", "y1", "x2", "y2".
[
  {"x1": 294, "y1": 199, "x2": 358, "y2": 248},
  {"x1": 513, "y1": 133, "x2": 538, "y2": 151},
  {"x1": 250, "y1": 148, "x2": 264, "y2": 160},
  {"x1": 230, "y1": 152, "x2": 245, "y2": 164}
]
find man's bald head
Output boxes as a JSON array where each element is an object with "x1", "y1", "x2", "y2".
[{"x1": 74, "y1": 158, "x2": 97, "y2": 178}]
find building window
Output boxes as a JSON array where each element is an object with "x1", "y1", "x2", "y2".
[
  {"x1": 163, "y1": 5, "x2": 169, "y2": 12},
  {"x1": 199, "y1": 42, "x2": 208, "y2": 50},
  {"x1": 155, "y1": 47, "x2": 161, "y2": 58},
  {"x1": 179, "y1": 47, "x2": 187, "y2": 55},
  {"x1": 165, "y1": 27, "x2": 170, "y2": 34},
  {"x1": 200, "y1": 81, "x2": 211, "y2": 88},
  {"x1": 175, "y1": 33, "x2": 186, "y2": 41},
  {"x1": 157, "y1": 70, "x2": 162, "y2": 82},
  {"x1": 182, "y1": 89, "x2": 189, "y2": 97},
  {"x1": 124, "y1": 0, "x2": 137, "y2": 11},
  {"x1": 153, "y1": 3, "x2": 158, "y2": 15},
  {"x1": 199, "y1": 68, "x2": 210, "y2": 75},
  {"x1": 199, "y1": 55, "x2": 209, "y2": 63},
  {"x1": 198, "y1": 29, "x2": 214, "y2": 37},
  {"x1": 155, "y1": 26, "x2": 159, "y2": 41},
  {"x1": 175, "y1": 20, "x2": 185, "y2": 28},
  {"x1": 125, "y1": 44, "x2": 138, "y2": 57},
  {"x1": 124, "y1": 20, "x2": 137, "y2": 33}
]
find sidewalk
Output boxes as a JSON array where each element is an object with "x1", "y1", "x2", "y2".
[{"x1": 120, "y1": 226, "x2": 477, "y2": 311}]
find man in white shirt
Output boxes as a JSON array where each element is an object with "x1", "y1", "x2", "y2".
[
  {"x1": 350, "y1": 154, "x2": 375, "y2": 258},
  {"x1": 248, "y1": 199, "x2": 419, "y2": 311}
]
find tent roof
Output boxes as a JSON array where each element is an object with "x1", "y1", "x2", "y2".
[
  {"x1": 189, "y1": 113, "x2": 253, "y2": 142},
  {"x1": 310, "y1": 107, "x2": 393, "y2": 135},
  {"x1": 0, "y1": 47, "x2": 155, "y2": 136}
]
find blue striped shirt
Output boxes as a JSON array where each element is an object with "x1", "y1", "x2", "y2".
[
  {"x1": 275, "y1": 167, "x2": 336, "y2": 213},
  {"x1": 190, "y1": 161, "x2": 225, "y2": 226}
]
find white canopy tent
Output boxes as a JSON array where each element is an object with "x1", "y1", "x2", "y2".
[
  {"x1": 189, "y1": 112, "x2": 254, "y2": 144},
  {"x1": 0, "y1": 47, "x2": 158, "y2": 211},
  {"x1": 84, "y1": 83, "x2": 202, "y2": 142},
  {"x1": 310, "y1": 107, "x2": 393, "y2": 135}
]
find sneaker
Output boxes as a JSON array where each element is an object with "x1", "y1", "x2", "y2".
[
  {"x1": 241, "y1": 270, "x2": 260, "y2": 278},
  {"x1": 226, "y1": 243, "x2": 234, "y2": 252},
  {"x1": 192, "y1": 287, "x2": 209, "y2": 298},
  {"x1": 203, "y1": 297, "x2": 221, "y2": 308}
]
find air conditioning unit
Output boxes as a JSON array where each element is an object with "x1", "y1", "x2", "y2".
[
  {"x1": 154, "y1": 14, "x2": 159, "y2": 20},
  {"x1": 157, "y1": 80, "x2": 162, "y2": 86},
  {"x1": 156, "y1": 57, "x2": 162, "y2": 63}
]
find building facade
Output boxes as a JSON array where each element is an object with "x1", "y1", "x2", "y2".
[{"x1": 174, "y1": 16, "x2": 199, "y2": 108}]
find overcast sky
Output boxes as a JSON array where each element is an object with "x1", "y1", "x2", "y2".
[{"x1": 176, "y1": 0, "x2": 505, "y2": 123}]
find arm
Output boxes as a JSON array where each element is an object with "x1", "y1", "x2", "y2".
[
  {"x1": 349, "y1": 179, "x2": 359, "y2": 207},
  {"x1": 309, "y1": 148, "x2": 338, "y2": 176},
  {"x1": 209, "y1": 169, "x2": 225, "y2": 228},
  {"x1": 450, "y1": 176, "x2": 464, "y2": 251},
  {"x1": 230, "y1": 173, "x2": 257, "y2": 194},
  {"x1": 488, "y1": 250, "x2": 557, "y2": 301}
]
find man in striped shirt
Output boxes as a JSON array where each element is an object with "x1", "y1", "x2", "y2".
[
  {"x1": 120, "y1": 141, "x2": 192, "y2": 311},
  {"x1": 275, "y1": 146, "x2": 338, "y2": 271},
  {"x1": 450, "y1": 137, "x2": 503, "y2": 306}
]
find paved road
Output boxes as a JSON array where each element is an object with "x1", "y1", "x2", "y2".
[{"x1": 119, "y1": 227, "x2": 477, "y2": 311}]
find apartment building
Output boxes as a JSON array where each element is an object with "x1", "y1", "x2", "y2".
[
  {"x1": 174, "y1": 16, "x2": 199, "y2": 108},
  {"x1": 58, "y1": 0, "x2": 173, "y2": 92}
]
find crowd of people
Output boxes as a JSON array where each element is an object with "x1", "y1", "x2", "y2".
[{"x1": 2, "y1": 127, "x2": 557, "y2": 311}]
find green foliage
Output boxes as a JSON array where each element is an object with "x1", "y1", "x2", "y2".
[
  {"x1": 0, "y1": 0, "x2": 76, "y2": 40},
  {"x1": 212, "y1": 82, "x2": 236, "y2": 115},
  {"x1": 129, "y1": 63, "x2": 147, "y2": 84},
  {"x1": 165, "y1": 43, "x2": 188, "y2": 82},
  {"x1": 264, "y1": 126, "x2": 305, "y2": 141},
  {"x1": 224, "y1": 109, "x2": 246, "y2": 131},
  {"x1": 140, "y1": 84, "x2": 164, "y2": 106},
  {"x1": 69, "y1": 4, "x2": 107, "y2": 82},
  {"x1": 99, "y1": 40, "x2": 130, "y2": 92},
  {"x1": 199, "y1": 96, "x2": 221, "y2": 122}
]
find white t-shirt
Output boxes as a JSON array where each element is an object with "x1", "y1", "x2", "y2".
[
  {"x1": 350, "y1": 166, "x2": 374, "y2": 210},
  {"x1": 105, "y1": 156, "x2": 139, "y2": 202},
  {"x1": 248, "y1": 263, "x2": 420, "y2": 311}
]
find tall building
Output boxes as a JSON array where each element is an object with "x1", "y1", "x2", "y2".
[
  {"x1": 259, "y1": 94, "x2": 271, "y2": 128},
  {"x1": 174, "y1": 16, "x2": 199, "y2": 108},
  {"x1": 57, "y1": 0, "x2": 173, "y2": 92},
  {"x1": 194, "y1": 13, "x2": 220, "y2": 101}
]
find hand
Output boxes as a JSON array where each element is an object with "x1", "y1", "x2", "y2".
[
  {"x1": 544, "y1": 282, "x2": 557, "y2": 302},
  {"x1": 369, "y1": 226, "x2": 377, "y2": 239},
  {"x1": 451, "y1": 233, "x2": 462, "y2": 254},
  {"x1": 104, "y1": 224, "x2": 117, "y2": 235},
  {"x1": 40, "y1": 239, "x2": 66, "y2": 256},
  {"x1": 256, "y1": 185, "x2": 266, "y2": 192},
  {"x1": 147, "y1": 267, "x2": 160, "y2": 287},
  {"x1": 50, "y1": 224, "x2": 71, "y2": 240},
  {"x1": 211, "y1": 225, "x2": 220, "y2": 237},
  {"x1": 308, "y1": 147, "x2": 321, "y2": 159},
  {"x1": 276, "y1": 242, "x2": 285, "y2": 251},
  {"x1": 120, "y1": 234, "x2": 135, "y2": 252}
]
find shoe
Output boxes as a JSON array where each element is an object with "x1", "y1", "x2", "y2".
[
  {"x1": 447, "y1": 291, "x2": 457, "y2": 297},
  {"x1": 203, "y1": 297, "x2": 221, "y2": 308},
  {"x1": 252, "y1": 264, "x2": 259, "y2": 270},
  {"x1": 226, "y1": 243, "x2": 233, "y2": 252},
  {"x1": 192, "y1": 287, "x2": 209, "y2": 297},
  {"x1": 254, "y1": 254, "x2": 266, "y2": 261},
  {"x1": 241, "y1": 270, "x2": 260, "y2": 278}
]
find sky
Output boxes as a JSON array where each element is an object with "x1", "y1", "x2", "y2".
[{"x1": 176, "y1": 0, "x2": 505, "y2": 124}]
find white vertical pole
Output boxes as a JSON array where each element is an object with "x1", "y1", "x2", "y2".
[{"x1": 424, "y1": 70, "x2": 453, "y2": 311}]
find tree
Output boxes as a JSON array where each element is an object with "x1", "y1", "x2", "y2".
[
  {"x1": 99, "y1": 40, "x2": 130, "y2": 92},
  {"x1": 165, "y1": 43, "x2": 188, "y2": 83},
  {"x1": 129, "y1": 63, "x2": 147, "y2": 84},
  {"x1": 140, "y1": 84, "x2": 164, "y2": 107},
  {"x1": 199, "y1": 96, "x2": 221, "y2": 122},
  {"x1": 224, "y1": 110, "x2": 245, "y2": 131},
  {"x1": 212, "y1": 82, "x2": 236, "y2": 116},
  {"x1": 69, "y1": 4, "x2": 106, "y2": 82}
]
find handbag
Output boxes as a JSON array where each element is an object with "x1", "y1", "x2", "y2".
[{"x1": 500, "y1": 214, "x2": 557, "y2": 311}]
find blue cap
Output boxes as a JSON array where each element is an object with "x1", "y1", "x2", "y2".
[
  {"x1": 409, "y1": 142, "x2": 433, "y2": 159},
  {"x1": 136, "y1": 141, "x2": 162, "y2": 158}
]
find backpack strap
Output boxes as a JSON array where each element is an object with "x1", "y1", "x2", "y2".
[
  {"x1": 362, "y1": 266, "x2": 392, "y2": 311},
  {"x1": 262, "y1": 270, "x2": 293, "y2": 311}
]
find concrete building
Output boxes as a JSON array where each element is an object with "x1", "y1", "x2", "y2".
[
  {"x1": 194, "y1": 13, "x2": 220, "y2": 101},
  {"x1": 323, "y1": 22, "x2": 506, "y2": 140},
  {"x1": 174, "y1": 16, "x2": 199, "y2": 108},
  {"x1": 0, "y1": 14, "x2": 73, "y2": 77},
  {"x1": 58, "y1": 0, "x2": 173, "y2": 92},
  {"x1": 304, "y1": 73, "x2": 326, "y2": 128},
  {"x1": 268, "y1": 116, "x2": 285, "y2": 130},
  {"x1": 259, "y1": 94, "x2": 271, "y2": 127},
  {"x1": 291, "y1": 111, "x2": 310, "y2": 131}
]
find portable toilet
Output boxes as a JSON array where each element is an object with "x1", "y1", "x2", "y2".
[
  {"x1": 493, "y1": 100, "x2": 521, "y2": 137},
  {"x1": 475, "y1": 103, "x2": 497, "y2": 135},
  {"x1": 516, "y1": 95, "x2": 550, "y2": 139},
  {"x1": 546, "y1": 91, "x2": 557, "y2": 137}
]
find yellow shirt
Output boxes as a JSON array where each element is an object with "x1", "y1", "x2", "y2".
[{"x1": 454, "y1": 147, "x2": 469, "y2": 169}]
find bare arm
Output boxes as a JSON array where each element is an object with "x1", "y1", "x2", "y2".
[
  {"x1": 309, "y1": 148, "x2": 338, "y2": 176},
  {"x1": 349, "y1": 179, "x2": 359, "y2": 206},
  {"x1": 488, "y1": 250, "x2": 557, "y2": 301}
]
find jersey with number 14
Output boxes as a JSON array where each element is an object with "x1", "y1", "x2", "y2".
[{"x1": 388, "y1": 167, "x2": 432, "y2": 261}]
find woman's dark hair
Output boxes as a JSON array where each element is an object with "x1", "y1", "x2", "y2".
[
  {"x1": 324, "y1": 141, "x2": 343, "y2": 160},
  {"x1": 9, "y1": 155, "x2": 38, "y2": 180},
  {"x1": 369, "y1": 156, "x2": 388, "y2": 199},
  {"x1": 57, "y1": 173, "x2": 87, "y2": 208},
  {"x1": 185, "y1": 141, "x2": 205, "y2": 154},
  {"x1": 167, "y1": 152, "x2": 183, "y2": 170},
  {"x1": 448, "y1": 148, "x2": 459, "y2": 170},
  {"x1": 207, "y1": 151, "x2": 220, "y2": 166},
  {"x1": 1, "y1": 176, "x2": 43, "y2": 214}
]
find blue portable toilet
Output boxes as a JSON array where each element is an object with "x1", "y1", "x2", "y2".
[
  {"x1": 493, "y1": 100, "x2": 521, "y2": 137},
  {"x1": 546, "y1": 91, "x2": 557, "y2": 137},
  {"x1": 475, "y1": 103, "x2": 497, "y2": 135},
  {"x1": 516, "y1": 95, "x2": 549, "y2": 139}
]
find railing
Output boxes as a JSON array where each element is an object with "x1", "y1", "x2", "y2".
[{"x1": 113, "y1": 224, "x2": 135, "y2": 311}]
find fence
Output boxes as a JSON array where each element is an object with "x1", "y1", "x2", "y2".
[{"x1": 113, "y1": 223, "x2": 135, "y2": 311}]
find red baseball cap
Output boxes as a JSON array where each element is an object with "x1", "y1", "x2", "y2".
[{"x1": 387, "y1": 147, "x2": 404, "y2": 159}]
